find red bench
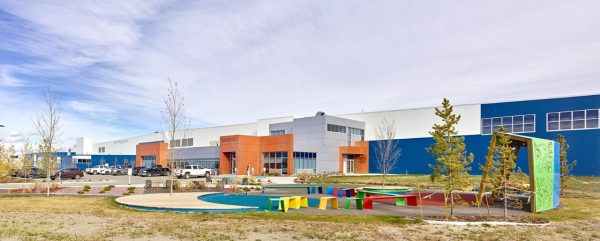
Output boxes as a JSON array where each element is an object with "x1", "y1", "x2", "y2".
[{"x1": 362, "y1": 195, "x2": 418, "y2": 210}]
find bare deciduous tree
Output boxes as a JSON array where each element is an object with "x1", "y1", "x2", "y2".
[
  {"x1": 19, "y1": 138, "x2": 34, "y2": 179},
  {"x1": 373, "y1": 118, "x2": 402, "y2": 186},
  {"x1": 162, "y1": 79, "x2": 187, "y2": 196},
  {"x1": 32, "y1": 89, "x2": 62, "y2": 196}
]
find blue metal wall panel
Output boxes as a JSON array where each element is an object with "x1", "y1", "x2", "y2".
[
  {"x1": 75, "y1": 155, "x2": 136, "y2": 170},
  {"x1": 368, "y1": 95, "x2": 600, "y2": 176}
]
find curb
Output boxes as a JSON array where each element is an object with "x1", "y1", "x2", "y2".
[{"x1": 424, "y1": 220, "x2": 550, "y2": 226}]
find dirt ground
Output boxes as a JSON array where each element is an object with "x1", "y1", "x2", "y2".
[{"x1": 0, "y1": 195, "x2": 599, "y2": 241}]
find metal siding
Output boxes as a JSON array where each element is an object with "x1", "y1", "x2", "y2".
[{"x1": 368, "y1": 95, "x2": 600, "y2": 176}]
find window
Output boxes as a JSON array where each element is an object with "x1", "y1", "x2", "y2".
[
  {"x1": 77, "y1": 158, "x2": 91, "y2": 164},
  {"x1": 348, "y1": 127, "x2": 364, "y2": 136},
  {"x1": 98, "y1": 147, "x2": 105, "y2": 153},
  {"x1": 270, "y1": 130, "x2": 285, "y2": 135},
  {"x1": 293, "y1": 152, "x2": 317, "y2": 174},
  {"x1": 547, "y1": 109, "x2": 600, "y2": 131},
  {"x1": 327, "y1": 124, "x2": 346, "y2": 133},
  {"x1": 263, "y1": 152, "x2": 288, "y2": 175},
  {"x1": 174, "y1": 158, "x2": 220, "y2": 170},
  {"x1": 481, "y1": 114, "x2": 535, "y2": 135},
  {"x1": 170, "y1": 138, "x2": 193, "y2": 147}
]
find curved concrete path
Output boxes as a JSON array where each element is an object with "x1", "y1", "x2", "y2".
[{"x1": 115, "y1": 192, "x2": 254, "y2": 210}]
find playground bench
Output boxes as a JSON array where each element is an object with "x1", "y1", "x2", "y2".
[
  {"x1": 261, "y1": 186, "x2": 310, "y2": 195},
  {"x1": 362, "y1": 195, "x2": 418, "y2": 210}
]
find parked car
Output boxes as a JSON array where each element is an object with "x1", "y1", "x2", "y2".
[
  {"x1": 86, "y1": 165, "x2": 111, "y2": 175},
  {"x1": 110, "y1": 165, "x2": 131, "y2": 176},
  {"x1": 16, "y1": 167, "x2": 45, "y2": 178},
  {"x1": 175, "y1": 165, "x2": 211, "y2": 179},
  {"x1": 132, "y1": 166, "x2": 144, "y2": 176},
  {"x1": 50, "y1": 168, "x2": 84, "y2": 180},
  {"x1": 139, "y1": 165, "x2": 170, "y2": 177}
]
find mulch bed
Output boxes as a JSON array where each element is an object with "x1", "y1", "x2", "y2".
[{"x1": 424, "y1": 215, "x2": 548, "y2": 224}]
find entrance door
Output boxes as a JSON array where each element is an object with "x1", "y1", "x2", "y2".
[
  {"x1": 343, "y1": 155, "x2": 355, "y2": 174},
  {"x1": 229, "y1": 152, "x2": 237, "y2": 174}
]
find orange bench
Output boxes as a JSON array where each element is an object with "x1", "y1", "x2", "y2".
[{"x1": 362, "y1": 195, "x2": 418, "y2": 210}]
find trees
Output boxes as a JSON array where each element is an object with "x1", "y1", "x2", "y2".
[
  {"x1": 19, "y1": 138, "x2": 34, "y2": 178},
  {"x1": 426, "y1": 98, "x2": 473, "y2": 217},
  {"x1": 479, "y1": 127, "x2": 517, "y2": 219},
  {"x1": 162, "y1": 79, "x2": 187, "y2": 196},
  {"x1": 557, "y1": 134, "x2": 576, "y2": 196},
  {"x1": 32, "y1": 89, "x2": 62, "y2": 196},
  {"x1": 372, "y1": 118, "x2": 401, "y2": 186},
  {"x1": 0, "y1": 144, "x2": 18, "y2": 179}
]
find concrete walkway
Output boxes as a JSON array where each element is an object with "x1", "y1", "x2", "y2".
[{"x1": 115, "y1": 192, "x2": 254, "y2": 210}]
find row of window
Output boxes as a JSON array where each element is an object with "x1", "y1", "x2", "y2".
[
  {"x1": 481, "y1": 114, "x2": 535, "y2": 135},
  {"x1": 263, "y1": 152, "x2": 288, "y2": 175},
  {"x1": 77, "y1": 159, "x2": 91, "y2": 163},
  {"x1": 293, "y1": 152, "x2": 317, "y2": 174},
  {"x1": 327, "y1": 124, "x2": 347, "y2": 133},
  {"x1": 481, "y1": 108, "x2": 600, "y2": 134},
  {"x1": 348, "y1": 127, "x2": 365, "y2": 136},
  {"x1": 327, "y1": 124, "x2": 365, "y2": 135},
  {"x1": 547, "y1": 109, "x2": 599, "y2": 131},
  {"x1": 170, "y1": 138, "x2": 194, "y2": 147},
  {"x1": 174, "y1": 158, "x2": 220, "y2": 170},
  {"x1": 270, "y1": 130, "x2": 285, "y2": 135}
]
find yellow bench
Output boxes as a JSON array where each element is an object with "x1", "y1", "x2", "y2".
[
  {"x1": 318, "y1": 197, "x2": 338, "y2": 210},
  {"x1": 289, "y1": 196, "x2": 309, "y2": 209}
]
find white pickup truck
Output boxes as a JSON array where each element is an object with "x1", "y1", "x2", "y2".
[
  {"x1": 85, "y1": 165, "x2": 111, "y2": 175},
  {"x1": 175, "y1": 165, "x2": 211, "y2": 179}
]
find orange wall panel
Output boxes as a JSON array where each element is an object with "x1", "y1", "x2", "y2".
[
  {"x1": 219, "y1": 134, "x2": 294, "y2": 175},
  {"x1": 339, "y1": 141, "x2": 369, "y2": 174},
  {"x1": 136, "y1": 142, "x2": 168, "y2": 167}
]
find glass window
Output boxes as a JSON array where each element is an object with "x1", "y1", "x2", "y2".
[
  {"x1": 524, "y1": 114, "x2": 535, "y2": 123},
  {"x1": 548, "y1": 122, "x2": 559, "y2": 131},
  {"x1": 492, "y1": 118, "x2": 502, "y2": 126},
  {"x1": 573, "y1": 120, "x2": 585, "y2": 129},
  {"x1": 573, "y1": 111, "x2": 585, "y2": 120},
  {"x1": 524, "y1": 123, "x2": 535, "y2": 132},
  {"x1": 587, "y1": 109, "x2": 599, "y2": 119},
  {"x1": 482, "y1": 126, "x2": 492, "y2": 135},
  {"x1": 548, "y1": 113, "x2": 559, "y2": 122},
  {"x1": 513, "y1": 116, "x2": 524, "y2": 125},
  {"x1": 513, "y1": 124, "x2": 524, "y2": 133},
  {"x1": 560, "y1": 120, "x2": 572, "y2": 130},
  {"x1": 482, "y1": 118, "x2": 491, "y2": 127},
  {"x1": 587, "y1": 119, "x2": 599, "y2": 129},
  {"x1": 560, "y1": 112, "x2": 572, "y2": 121},
  {"x1": 502, "y1": 116, "x2": 513, "y2": 125}
]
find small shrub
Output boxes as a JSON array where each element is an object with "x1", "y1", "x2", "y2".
[
  {"x1": 99, "y1": 190, "x2": 106, "y2": 194},
  {"x1": 173, "y1": 180, "x2": 182, "y2": 191},
  {"x1": 122, "y1": 192, "x2": 131, "y2": 196},
  {"x1": 255, "y1": 186, "x2": 262, "y2": 191},
  {"x1": 77, "y1": 191, "x2": 84, "y2": 195},
  {"x1": 127, "y1": 186, "x2": 135, "y2": 191},
  {"x1": 83, "y1": 185, "x2": 91, "y2": 191},
  {"x1": 215, "y1": 182, "x2": 225, "y2": 190},
  {"x1": 108, "y1": 185, "x2": 115, "y2": 188}
]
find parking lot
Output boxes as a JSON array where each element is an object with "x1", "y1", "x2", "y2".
[{"x1": 0, "y1": 173, "x2": 214, "y2": 189}]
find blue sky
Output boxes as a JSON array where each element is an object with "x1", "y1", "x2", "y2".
[{"x1": 1, "y1": 0, "x2": 600, "y2": 149}]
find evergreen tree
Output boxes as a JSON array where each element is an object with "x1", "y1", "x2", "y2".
[
  {"x1": 557, "y1": 134, "x2": 576, "y2": 196},
  {"x1": 426, "y1": 98, "x2": 474, "y2": 217}
]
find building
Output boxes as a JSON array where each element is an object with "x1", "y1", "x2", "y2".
[{"x1": 77, "y1": 94, "x2": 600, "y2": 176}]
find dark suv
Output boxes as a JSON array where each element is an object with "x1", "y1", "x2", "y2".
[
  {"x1": 51, "y1": 168, "x2": 84, "y2": 180},
  {"x1": 139, "y1": 165, "x2": 170, "y2": 177}
]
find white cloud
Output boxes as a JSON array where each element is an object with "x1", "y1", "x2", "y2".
[{"x1": 1, "y1": 0, "x2": 600, "y2": 149}]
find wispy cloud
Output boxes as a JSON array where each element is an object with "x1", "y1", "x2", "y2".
[{"x1": 1, "y1": 0, "x2": 600, "y2": 149}]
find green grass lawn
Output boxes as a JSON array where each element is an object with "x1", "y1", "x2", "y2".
[
  {"x1": 308, "y1": 174, "x2": 483, "y2": 189},
  {"x1": 1, "y1": 175, "x2": 600, "y2": 240}
]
